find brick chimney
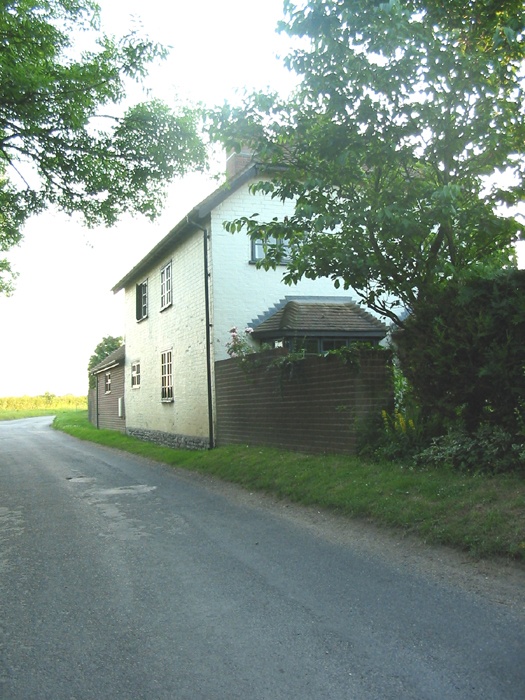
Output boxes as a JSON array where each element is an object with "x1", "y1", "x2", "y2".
[{"x1": 225, "y1": 146, "x2": 255, "y2": 180}]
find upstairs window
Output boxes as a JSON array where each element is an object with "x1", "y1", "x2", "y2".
[
  {"x1": 161, "y1": 350, "x2": 173, "y2": 401},
  {"x1": 136, "y1": 280, "x2": 148, "y2": 321},
  {"x1": 104, "y1": 372, "x2": 111, "y2": 393},
  {"x1": 131, "y1": 362, "x2": 141, "y2": 388},
  {"x1": 160, "y1": 261, "x2": 172, "y2": 310},
  {"x1": 251, "y1": 236, "x2": 290, "y2": 264}
]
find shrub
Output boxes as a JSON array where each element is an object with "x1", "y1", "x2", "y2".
[
  {"x1": 416, "y1": 423, "x2": 525, "y2": 474},
  {"x1": 394, "y1": 268, "x2": 525, "y2": 439},
  {"x1": 358, "y1": 406, "x2": 426, "y2": 461},
  {"x1": 225, "y1": 326, "x2": 256, "y2": 359}
]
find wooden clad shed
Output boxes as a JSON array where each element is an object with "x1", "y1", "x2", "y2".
[{"x1": 88, "y1": 345, "x2": 126, "y2": 431}]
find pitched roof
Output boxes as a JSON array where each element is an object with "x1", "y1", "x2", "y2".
[
  {"x1": 111, "y1": 162, "x2": 261, "y2": 293},
  {"x1": 251, "y1": 299, "x2": 386, "y2": 339},
  {"x1": 90, "y1": 344, "x2": 125, "y2": 374}
]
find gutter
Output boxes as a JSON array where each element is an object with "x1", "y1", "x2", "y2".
[
  {"x1": 111, "y1": 164, "x2": 262, "y2": 294},
  {"x1": 91, "y1": 361, "x2": 120, "y2": 374}
]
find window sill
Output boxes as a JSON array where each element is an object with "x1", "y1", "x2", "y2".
[
  {"x1": 249, "y1": 260, "x2": 289, "y2": 266},
  {"x1": 160, "y1": 303, "x2": 172, "y2": 313},
  {"x1": 161, "y1": 398, "x2": 174, "y2": 403}
]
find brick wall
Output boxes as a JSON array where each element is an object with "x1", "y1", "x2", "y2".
[{"x1": 215, "y1": 350, "x2": 393, "y2": 454}]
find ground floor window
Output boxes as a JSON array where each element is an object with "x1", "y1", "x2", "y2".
[
  {"x1": 320, "y1": 339, "x2": 348, "y2": 353},
  {"x1": 131, "y1": 361, "x2": 141, "y2": 388},
  {"x1": 161, "y1": 350, "x2": 173, "y2": 401},
  {"x1": 281, "y1": 338, "x2": 350, "y2": 354}
]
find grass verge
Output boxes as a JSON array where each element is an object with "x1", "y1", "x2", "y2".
[
  {"x1": 46, "y1": 410, "x2": 525, "y2": 563},
  {"x1": 0, "y1": 408, "x2": 77, "y2": 420}
]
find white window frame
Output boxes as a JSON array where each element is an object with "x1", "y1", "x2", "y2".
[
  {"x1": 251, "y1": 236, "x2": 290, "y2": 263},
  {"x1": 136, "y1": 280, "x2": 148, "y2": 321},
  {"x1": 160, "y1": 261, "x2": 172, "y2": 310},
  {"x1": 104, "y1": 372, "x2": 111, "y2": 394},
  {"x1": 131, "y1": 361, "x2": 141, "y2": 388},
  {"x1": 161, "y1": 350, "x2": 173, "y2": 401}
]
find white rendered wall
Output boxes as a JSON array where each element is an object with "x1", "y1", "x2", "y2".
[
  {"x1": 210, "y1": 178, "x2": 357, "y2": 360},
  {"x1": 122, "y1": 175, "x2": 359, "y2": 442},
  {"x1": 123, "y1": 231, "x2": 209, "y2": 438}
]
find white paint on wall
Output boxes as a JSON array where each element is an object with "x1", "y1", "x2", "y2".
[{"x1": 210, "y1": 177, "x2": 357, "y2": 360}]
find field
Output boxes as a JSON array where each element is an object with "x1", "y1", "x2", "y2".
[{"x1": 0, "y1": 394, "x2": 87, "y2": 419}]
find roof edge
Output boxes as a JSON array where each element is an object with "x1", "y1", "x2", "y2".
[
  {"x1": 90, "y1": 345, "x2": 125, "y2": 374},
  {"x1": 111, "y1": 163, "x2": 261, "y2": 294}
]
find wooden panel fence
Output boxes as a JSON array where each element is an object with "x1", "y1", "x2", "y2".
[{"x1": 215, "y1": 350, "x2": 393, "y2": 454}]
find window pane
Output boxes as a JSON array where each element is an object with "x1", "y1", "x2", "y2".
[
  {"x1": 131, "y1": 362, "x2": 141, "y2": 387},
  {"x1": 161, "y1": 351, "x2": 173, "y2": 400},
  {"x1": 161, "y1": 263, "x2": 172, "y2": 309},
  {"x1": 251, "y1": 236, "x2": 290, "y2": 262},
  {"x1": 321, "y1": 339, "x2": 348, "y2": 352}
]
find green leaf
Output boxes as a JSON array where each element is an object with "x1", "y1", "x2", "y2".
[{"x1": 0, "y1": 0, "x2": 207, "y2": 292}]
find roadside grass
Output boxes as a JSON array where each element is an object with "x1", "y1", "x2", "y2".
[
  {"x1": 49, "y1": 410, "x2": 525, "y2": 563},
  {"x1": 0, "y1": 408, "x2": 63, "y2": 421},
  {"x1": 0, "y1": 408, "x2": 81, "y2": 420}
]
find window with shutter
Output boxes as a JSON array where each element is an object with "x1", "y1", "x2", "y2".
[{"x1": 136, "y1": 280, "x2": 148, "y2": 321}]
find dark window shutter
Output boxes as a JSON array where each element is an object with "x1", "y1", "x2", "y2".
[{"x1": 136, "y1": 284, "x2": 141, "y2": 320}]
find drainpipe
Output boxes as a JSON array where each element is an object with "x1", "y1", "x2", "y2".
[{"x1": 187, "y1": 217, "x2": 214, "y2": 449}]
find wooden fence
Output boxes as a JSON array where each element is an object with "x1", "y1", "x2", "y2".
[{"x1": 215, "y1": 350, "x2": 393, "y2": 454}]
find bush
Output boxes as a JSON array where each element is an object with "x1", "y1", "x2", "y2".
[
  {"x1": 416, "y1": 423, "x2": 525, "y2": 474},
  {"x1": 394, "y1": 268, "x2": 525, "y2": 439},
  {"x1": 357, "y1": 403, "x2": 426, "y2": 461}
]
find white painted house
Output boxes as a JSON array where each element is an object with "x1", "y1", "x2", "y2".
[{"x1": 112, "y1": 151, "x2": 385, "y2": 448}]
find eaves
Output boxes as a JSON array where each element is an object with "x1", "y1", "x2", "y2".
[
  {"x1": 91, "y1": 361, "x2": 120, "y2": 375},
  {"x1": 111, "y1": 163, "x2": 262, "y2": 294}
]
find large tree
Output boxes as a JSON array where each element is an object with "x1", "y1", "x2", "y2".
[
  {"x1": 210, "y1": 0, "x2": 524, "y2": 325},
  {"x1": 1, "y1": 0, "x2": 207, "y2": 293},
  {"x1": 87, "y1": 334, "x2": 123, "y2": 388}
]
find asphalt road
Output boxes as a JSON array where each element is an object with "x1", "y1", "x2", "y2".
[{"x1": 1, "y1": 416, "x2": 524, "y2": 699}]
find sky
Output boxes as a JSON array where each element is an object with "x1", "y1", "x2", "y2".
[
  {"x1": 0, "y1": 1, "x2": 523, "y2": 397},
  {"x1": 0, "y1": 0, "x2": 294, "y2": 397}
]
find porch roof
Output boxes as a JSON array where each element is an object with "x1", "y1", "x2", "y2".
[{"x1": 251, "y1": 300, "x2": 386, "y2": 339}]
